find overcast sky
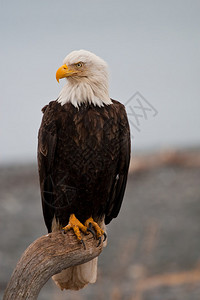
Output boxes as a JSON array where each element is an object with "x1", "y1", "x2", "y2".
[{"x1": 1, "y1": 0, "x2": 200, "y2": 163}]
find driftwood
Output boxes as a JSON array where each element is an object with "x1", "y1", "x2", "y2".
[
  {"x1": 129, "y1": 149, "x2": 200, "y2": 173},
  {"x1": 3, "y1": 231, "x2": 103, "y2": 300}
]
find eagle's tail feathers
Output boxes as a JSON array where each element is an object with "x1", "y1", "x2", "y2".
[{"x1": 52, "y1": 257, "x2": 98, "y2": 290}]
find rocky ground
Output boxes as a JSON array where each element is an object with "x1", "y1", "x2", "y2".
[{"x1": 1, "y1": 152, "x2": 200, "y2": 300}]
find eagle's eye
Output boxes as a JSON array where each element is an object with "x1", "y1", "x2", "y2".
[{"x1": 76, "y1": 62, "x2": 83, "y2": 68}]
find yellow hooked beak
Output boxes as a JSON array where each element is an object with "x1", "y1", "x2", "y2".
[{"x1": 56, "y1": 64, "x2": 76, "y2": 83}]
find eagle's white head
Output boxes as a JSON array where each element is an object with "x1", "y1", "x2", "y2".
[{"x1": 56, "y1": 50, "x2": 112, "y2": 108}]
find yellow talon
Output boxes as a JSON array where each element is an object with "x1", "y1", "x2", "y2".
[
  {"x1": 85, "y1": 217, "x2": 104, "y2": 239},
  {"x1": 63, "y1": 214, "x2": 88, "y2": 242}
]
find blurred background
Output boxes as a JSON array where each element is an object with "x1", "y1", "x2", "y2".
[{"x1": 1, "y1": 0, "x2": 200, "y2": 299}]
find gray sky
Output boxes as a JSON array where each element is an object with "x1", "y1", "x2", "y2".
[{"x1": 1, "y1": 0, "x2": 200, "y2": 163}]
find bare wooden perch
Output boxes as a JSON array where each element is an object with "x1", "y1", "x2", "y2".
[{"x1": 3, "y1": 231, "x2": 103, "y2": 300}]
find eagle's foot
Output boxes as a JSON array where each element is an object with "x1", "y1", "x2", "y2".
[
  {"x1": 62, "y1": 214, "x2": 88, "y2": 247},
  {"x1": 85, "y1": 217, "x2": 105, "y2": 244}
]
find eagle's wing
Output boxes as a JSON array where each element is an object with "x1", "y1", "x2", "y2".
[
  {"x1": 38, "y1": 103, "x2": 57, "y2": 232},
  {"x1": 105, "y1": 105, "x2": 130, "y2": 225}
]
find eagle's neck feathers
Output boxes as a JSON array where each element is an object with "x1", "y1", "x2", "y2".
[{"x1": 57, "y1": 75, "x2": 112, "y2": 108}]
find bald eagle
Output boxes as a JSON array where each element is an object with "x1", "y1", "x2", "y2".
[{"x1": 38, "y1": 50, "x2": 130, "y2": 290}]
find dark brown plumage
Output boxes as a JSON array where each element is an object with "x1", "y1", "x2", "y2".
[{"x1": 38, "y1": 99, "x2": 130, "y2": 233}]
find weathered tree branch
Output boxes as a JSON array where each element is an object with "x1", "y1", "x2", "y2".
[{"x1": 3, "y1": 231, "x2": 103, "y2": 300}]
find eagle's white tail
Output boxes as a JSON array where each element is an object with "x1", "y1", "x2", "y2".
[
  {"x1": 52, "y1": 257, "x2": 98, "y2": 290},
  {"x1": 51, "y1": 216, "x2": 107, "y2": 290}
]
